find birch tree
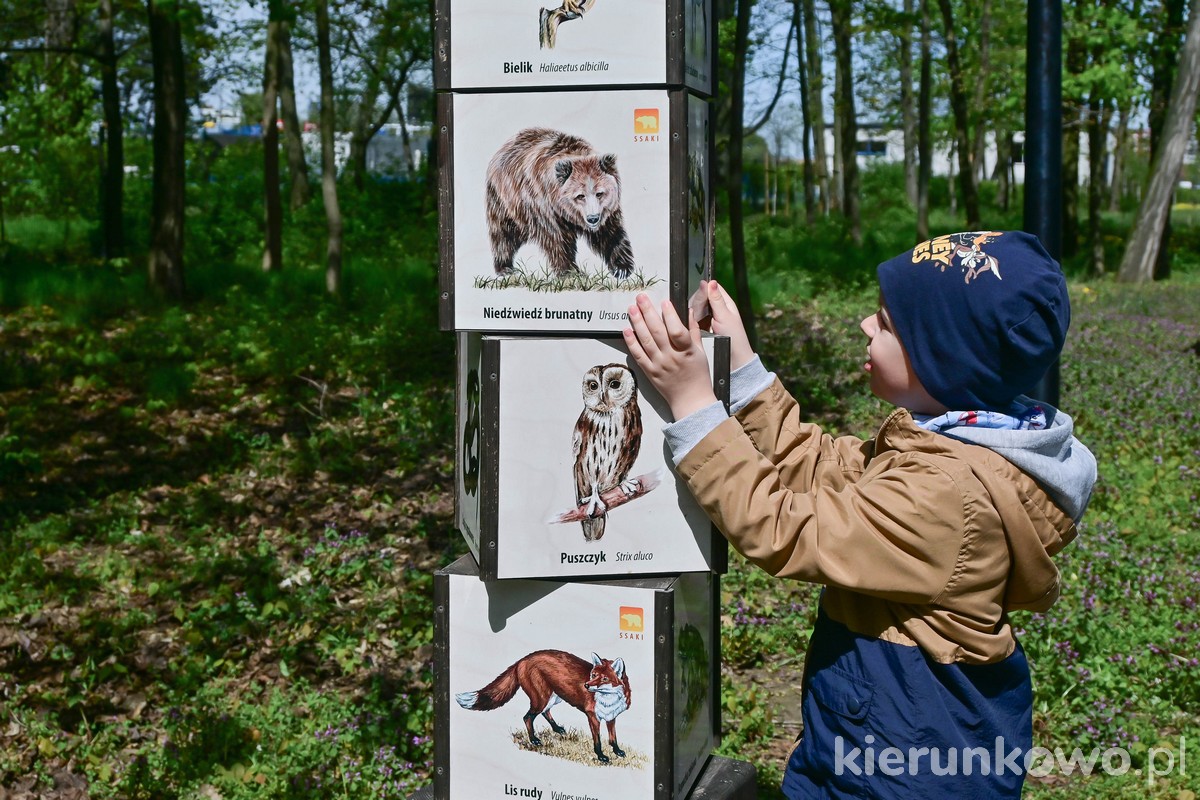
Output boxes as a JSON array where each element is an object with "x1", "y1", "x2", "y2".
[{"x1": 1118, "y1": 0, "x2": 1200, "y2": 283}]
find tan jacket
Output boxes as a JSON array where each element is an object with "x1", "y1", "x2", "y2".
[{"x1": 678, "y1": 378, "x2": 1079, "y2": 665}]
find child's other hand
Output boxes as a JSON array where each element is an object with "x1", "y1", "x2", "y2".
[
  {"x1": 703, "y1": 281, "x2": 755, "y2": 370},
  {"x1": 624, "y1": 294, "x2": 718, "y2": 421}
]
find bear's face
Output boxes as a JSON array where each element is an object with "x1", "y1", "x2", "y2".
[{"x1": 554, "y1": 154, "x2": 621, "y2": 232}]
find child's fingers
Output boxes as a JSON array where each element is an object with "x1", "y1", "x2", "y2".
[
  {"x1": 661, "y1": 300, "x2": 691, "y2": 349},
  {"x1": 635, "y1": 294, "x2": 671, "y2": 350},
  {"x1": 627, "y1": 301, "x2": 659, "y2": 357},
  {"x1": 688, "y1": 306, "x2": 703, "y2": 346},
  {"x1": 622, "y1": 326, "x2": 648, "y2": 365},
  {"x1": 708, "y1": 281, "x2": 735, "y2": 319}
]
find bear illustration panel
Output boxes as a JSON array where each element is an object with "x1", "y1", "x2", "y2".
[
  {"x1": 454, "y1": 333, "x2": 729, "y2": 580},
  {"x1": 438, "y1": 90, "x2": 712, "y2": 333},
  {"x1": 434, "y1": 0, "x2": 712, "y2": 95},
  {"x1": 434, "y1": 555, "x2": 718, "y2": 800}
]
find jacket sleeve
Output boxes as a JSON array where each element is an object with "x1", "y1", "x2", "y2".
[
  {"x1": 677, "y1": 416, "x2": 964, "y2": 602},
  {"x1": 733, "y1": 377, "x2": 875, "y2": 488}
]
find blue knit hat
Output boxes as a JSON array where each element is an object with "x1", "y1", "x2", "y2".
[{"x1": 876, "y1": 231, "x2": 1069, "y2": 411}]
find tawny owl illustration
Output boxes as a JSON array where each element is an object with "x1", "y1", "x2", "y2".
[{"x1": 571, "y1": 364, "x2": 642, "y2": 541}]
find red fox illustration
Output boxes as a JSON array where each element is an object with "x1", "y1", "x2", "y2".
[{"x1": 455, "y1": 650, "x2": 631, "y2": 763}]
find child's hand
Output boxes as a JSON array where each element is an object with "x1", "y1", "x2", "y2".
[
  {"x1": 624, "y1": 294, "x2": 718, "y2": 421},
  {"x1": 703, "y1": 281, "x2": 755, "y2": 370}
]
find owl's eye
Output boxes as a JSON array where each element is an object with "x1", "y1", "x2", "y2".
[
  {"x1": 587, "y1": 380, "x2": 599, "y2": 391},
  {"x1": 608, "y1": 379, "x2": 621, "y2": 390}
]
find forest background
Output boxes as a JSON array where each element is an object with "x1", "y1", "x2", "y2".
[{"x1": 1, "y1": 0, "x2": 1199, "y2": 797}]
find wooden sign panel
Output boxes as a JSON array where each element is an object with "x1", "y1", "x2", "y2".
[
  {"x1": 456, "y1": 333, "x2": 729, "y2": 580},
  {"x1": 438, "y1": 90, "x2": 713, "y2": 333},
  {"x1": 433, "y1": 0, "x2": 713, "y2": 95},
  {"x1": 434, "y1": 555, "x2": 719, "y2": 800}
]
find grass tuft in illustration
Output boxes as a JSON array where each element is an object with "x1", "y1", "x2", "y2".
[
  {"x1": 510, "y1": 727, "x2": 649, "y2": 769},
  {"x1": 474, "y1": 263, "x2": 662, "y2": 293}
]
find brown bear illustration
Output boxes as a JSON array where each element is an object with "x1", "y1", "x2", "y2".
[{"x1": 485, "y1": 128, "x2": 635, "y2": 279}]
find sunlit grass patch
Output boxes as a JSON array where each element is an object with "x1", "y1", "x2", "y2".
[{"x1": 474, "y1": 263, "x2": 662, "y2": 293}]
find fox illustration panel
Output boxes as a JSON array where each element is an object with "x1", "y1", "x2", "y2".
[
  {"x1": 445, "y1": 570, "x2": 657, "y2": 798},
  {"x1": 456, "y1": 650, "x2": 632, "y2": 763}
]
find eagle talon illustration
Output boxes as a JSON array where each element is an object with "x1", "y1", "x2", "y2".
[{"x1": 538, "y1": 0, "x2": 597, "y2": 49}]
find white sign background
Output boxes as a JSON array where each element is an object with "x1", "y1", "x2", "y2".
[
  {"x1": 452, "y1": 91, "x2": 673, "y2": 333},
  {"x1": 449, "y1": 0, "x2": 668, "y2": 89},
  {"x1": 448, "y1": 575, "x2": 657, "y2": 800},
  {"x1": 494, "y1": 337, "x2": 716, "y2": 579}
]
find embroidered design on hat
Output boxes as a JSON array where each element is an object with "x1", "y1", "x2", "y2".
[{"x1": 911, "y1": 231, "x2": 1006, "y2": 283}]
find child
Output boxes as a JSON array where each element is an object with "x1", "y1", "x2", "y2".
[{"x1": 623, "y1": 231, "x2": 1097, "y2": 798}]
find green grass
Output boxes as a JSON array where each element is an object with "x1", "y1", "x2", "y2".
[{"x1": 3, "y1": 166, "x2": 1200, "y2": 796}]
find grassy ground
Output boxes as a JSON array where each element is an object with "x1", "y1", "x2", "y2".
[{"x1": 2, "y1": 201, "x2": 1199, "y2": 797}]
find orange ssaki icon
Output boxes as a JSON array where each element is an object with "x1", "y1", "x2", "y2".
[
  {"x1": 619, "y1": 606, "x2": 644, "y2": 632},
  {"x1": 633, "y1": 109, "x2": 659, "y2": 135}
]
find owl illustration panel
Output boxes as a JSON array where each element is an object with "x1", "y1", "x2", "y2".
[{"x1": 492, "y1": 336, "x2": 723, "y2": 579}]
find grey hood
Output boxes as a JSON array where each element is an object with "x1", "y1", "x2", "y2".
[{"x1": 933, "y1": 398, "x2": 1097, "y2": 522}]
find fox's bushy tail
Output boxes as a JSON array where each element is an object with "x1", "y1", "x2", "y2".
[{"x1": 455, "y1": 662, "x2": 521, "y2": 711}]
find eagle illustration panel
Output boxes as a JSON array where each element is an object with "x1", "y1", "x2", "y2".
[
  {"x1": 446, "y1": 572, "x2": 657, "y2": 799},
  {"x1": 445, "y1": 90, "x2": 686, "y2": 333},
  {"x1": 489, "y1": 336, "x2": 723, "y2": 579},
  {"x1": 440, "y1": 0, "x2": 717, "y2": 92}
]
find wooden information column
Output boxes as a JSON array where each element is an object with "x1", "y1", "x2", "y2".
[{"x1": 424, "y1": 0, "x2": 756, "y2": 797}]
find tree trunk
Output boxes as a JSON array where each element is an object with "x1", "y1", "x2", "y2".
[
  {"x1": 727, "y1": 0, "x2": 756, "y2": 348},
  {"x1": 793, "y1": 0, "x2": 815, "y2": 222},
  {"x1": 146, "y1": 0, "x2": 186, "y2": 301},
  {"x1": 993, "y1": 130, "x2": 1010, "y2": 212},
  {"x1": 278, "y1": 13, "x2": 311, "y2": 210},
  {"x1": 316, "y1": 0, "x2": 343, "y2": 295},
  {"x1": 899, "y1": 0, "x2": 917, "y2": 207},
  {"x1": 947, "y1": 140, "x2": 957, "y2": 216},
  {"x1": 1087, "y1": 95, "x2": 1108, "y2": 275},
  {"x1": 829, "y1": 0, "x2": 860, "y2": 243},
  {"x1": 936, "y1": 0, "x2": 979, "y2": 227},
  {"x1": 99, "y1": 0, "x2": 124, "y2": 259},
  {"x1": 1062, "y1": 2, "x2": 1085, "y2": 259},
  {"x1": 1061, "y1": 107, "x2": 1081, "y2": 258},
  {"x1": 262, "y1": 0, "x2": 284, "y2": 273},
  {"x1": 1118, "y1": 0, "x2": 1200, "y2": 283},
  {"x1": 970, "y1": 0, "x2": 992, "y2": 185},
  {"x1": 1148, "y1": 0, "x2": 1186, "y2": 280},
  {"x1": 916, "y1": 0, "x2": 932, "y2": 240},
  {"x1": 802, "y1": 0, "x2": 829, "y2": 215},
  {"x1": 1107, "y1": 102, "x2": 1130, "y2": 212},
  {"x1": 398, "y1": 106, "x2": 416, "y2": 176},
  {"x1": 350, "y1": 78, "x2": 378, "y2": 192}
]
